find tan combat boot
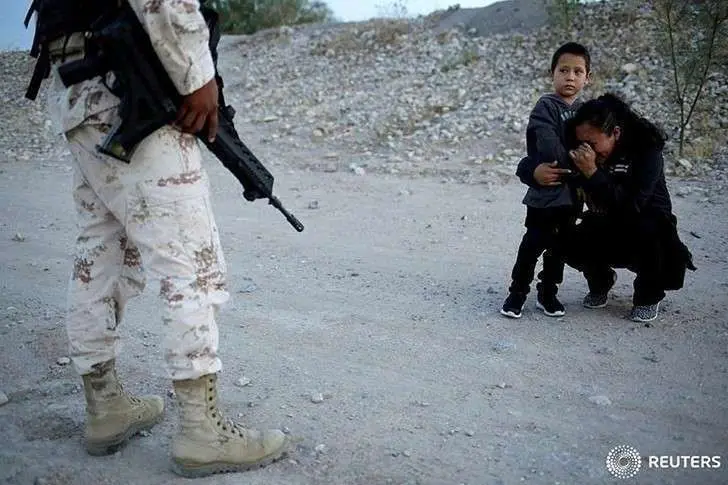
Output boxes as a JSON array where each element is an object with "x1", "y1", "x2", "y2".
[
  {"x1": 170, "y1": 373, "x2": 287, "y2": 478},
  {"x1": 81, "y1": 359, "x2": 164, "y2": 456}
]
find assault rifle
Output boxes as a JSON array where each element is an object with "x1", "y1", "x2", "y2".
[{"x1": 57, "y1": 2, "x2": 304, "y2": 232}]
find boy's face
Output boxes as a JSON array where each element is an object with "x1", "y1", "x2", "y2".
[{"x1": 552, "y1": 53, "x2": 590, "y2": 101}]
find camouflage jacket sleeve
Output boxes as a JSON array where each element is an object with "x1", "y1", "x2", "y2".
[{"x1": 128, "y1": 0, "x2": 215, "y2": 95}]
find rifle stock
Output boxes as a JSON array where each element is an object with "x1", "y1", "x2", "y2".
[{"x1": 57, "y1": 2, "x2": 304, "y2": 232}]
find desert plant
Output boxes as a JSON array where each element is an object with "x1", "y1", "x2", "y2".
[
  {"x1": 652, "y1": 0, "x2": 728, "y2": 155},
  {"x1": 544, "y1": 0, "x2": 581, "y2": 32},
  {"x1": 375, "y1": 0, "x2": 409, "y2": 19},
  {"x1": 209, "y1": 0, "x2": 334, "y2": 35}
]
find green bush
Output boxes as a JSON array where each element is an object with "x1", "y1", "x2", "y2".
[{"x1": 208, "y1": 0, "x2": 334, "y2": 35}]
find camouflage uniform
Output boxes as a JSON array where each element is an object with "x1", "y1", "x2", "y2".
[
  {"x1": 49, "y1": 0, "x2": 226, "y2": 381},
  {"x1": 47, "y1": 1, "x2": 287, "y2": 472}
]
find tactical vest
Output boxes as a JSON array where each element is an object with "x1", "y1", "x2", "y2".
[{"x1": 23, "y1": 0, "x2": 120, "y2": 100}]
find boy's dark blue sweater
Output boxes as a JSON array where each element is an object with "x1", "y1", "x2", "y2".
[{"x1": 516, "y1": 93, "x2": 581, "y2": 209}]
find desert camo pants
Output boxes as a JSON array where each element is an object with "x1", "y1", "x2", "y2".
[{"x1": 64, "y1": 122, "x2": 228, "y2": 380}]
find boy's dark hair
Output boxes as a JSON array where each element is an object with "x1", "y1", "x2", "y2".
[
  {"x1": 550, "y1": 42, "x2": 591, "y2": 74},
  {"x1": 566, "y1": 92, "x2": 668, "y2": 152}
]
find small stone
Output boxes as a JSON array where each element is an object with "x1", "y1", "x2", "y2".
[
  {"x1": 588, "y1": 395, "x2": 612, "y2": 406},
  {"x1": 486, "y1": 286, "x2": 497, "y2": 295},
  {"x1": 310, "y1": 392, "x2": 324, "y2": 404},
  {"x1": 12, "y1": 233, "x2": 26, "y2": 242},
  {"x1": 139, "y1": 430, "x2": 151, "y2": 437},
  {"x1": 308, "y1": 200, "x2": 320, "y2": 210},
  {"x1": 464, "y1": 430, "x2": 475, "y2": 437},
  {"x1": 621, "y1": 63, "x2": 639, "y2": 74},
  {"x1": 56, "y1": 357, "x2": 71, "y2": 366},
  {"x1": 402, "y1": 449, "x2": 412, "y2": 457},
  {"x1": 314, "y1": 443, "x2": 327, "y2": 454},
  {"x1": 676, "y1": 187, "x2": 692, "y2": 197},
  {"x1": 263, "y1": 115, "x2": 279, "y2": 122},
  {"x1": 237, "y1": 278, "x2": 257, "y2": 294},
  {"x1": 677, "y1": 159, "x2": 693, "y2": 170},
  {"x1": 0, "y1": 391, "x2": 9, "y2": 406},
  {"x1": 167, "y1": 389, "x2": 176, "y2": 398},
  {"x1": 282, "y1": 426, "x2": 291, "y2": 434},
  {"x1": 492, "y1": 341, "x2": 516, "y2": 353},
  {"x1": 235, "y1": 377, "x2": 252, "y2": 387}
]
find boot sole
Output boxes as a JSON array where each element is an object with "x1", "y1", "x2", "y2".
[
  {"x1": 536, "y1": 301, "x2": 565, "y2": 317},
  {"x1": 170, "y1": 447, "x2": 288, "y2": 478},
  {"x1": 85, "y1": 412, "x2": 164, "y2": 456}
]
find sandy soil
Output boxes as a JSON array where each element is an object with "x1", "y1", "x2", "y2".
[{"x1": 0, "y1": 126, "x2": 727, "y2": 485}]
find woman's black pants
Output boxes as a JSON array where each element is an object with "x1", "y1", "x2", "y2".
[{"x1": 564, "y1": 212, "x2": 666, "y2": 306}]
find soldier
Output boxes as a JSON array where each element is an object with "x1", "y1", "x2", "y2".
[{"x1": 26, "y1": 0, "x2": 287, "y2": 477}]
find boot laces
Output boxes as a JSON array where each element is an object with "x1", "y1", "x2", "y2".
[{"x1": 207, "y1": 382, "x2": 247, "y2": 437}]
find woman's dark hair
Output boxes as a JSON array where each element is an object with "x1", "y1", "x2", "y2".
[{"x1": 567, "y1": 93, "x2": 668, "y2": 152}]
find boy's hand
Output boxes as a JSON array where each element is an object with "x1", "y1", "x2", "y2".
[
  {"x1": 569, "y1": 143, "x2": 597, "y2": 178},
  {"x1": 534, "y1": 161, "x2": 572, "y2": 186}
]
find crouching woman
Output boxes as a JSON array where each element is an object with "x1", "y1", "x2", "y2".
[{"x1": 563, "y1": 93, "x2": 695, "y2": 322}]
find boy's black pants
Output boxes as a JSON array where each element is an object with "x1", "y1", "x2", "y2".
[
  {"x1": 508, "y1": 206, "x2": 576, "y2": 296},
  {"x1": 564, "y1": 212, "x2": 667, "y2": 306}
]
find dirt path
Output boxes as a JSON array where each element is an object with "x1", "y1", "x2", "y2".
[{"x1": 0, "y1": 141, "x2": 727, "y2": 484}]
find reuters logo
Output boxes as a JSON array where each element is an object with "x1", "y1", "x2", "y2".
[{"x1": 606, "y1": 445, "x2": 642, "y2": 479}]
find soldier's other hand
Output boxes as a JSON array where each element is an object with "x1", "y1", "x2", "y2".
[
  {"x1": 176, "y1": 78, "x2": 219, "y2": 142},
  {"x1": 533, "y1": 161, "x2": 571, "y2": 187}
]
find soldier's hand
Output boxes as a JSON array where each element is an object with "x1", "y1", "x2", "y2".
[{"x1": 176, "y1": 78, "x2": 219, "y2": 142}]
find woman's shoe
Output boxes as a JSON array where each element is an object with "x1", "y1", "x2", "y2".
[{"x1": 630, "y1": 303, "x2": 660, "y2": 322}]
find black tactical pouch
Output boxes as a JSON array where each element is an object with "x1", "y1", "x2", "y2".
[{"x1": 23, "y1": 0, "x2": 119, "y2": 100}]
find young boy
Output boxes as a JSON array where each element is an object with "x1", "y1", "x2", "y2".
[{"x1": 500, "y1": 42, "x2": 592, "y2": 319}]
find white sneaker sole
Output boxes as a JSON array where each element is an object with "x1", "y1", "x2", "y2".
[
  {"x1": 536, "y1": 301, "x2": 565, "y2": 317},
  {"x1": 500, "y1": 308, "x2": 522, "y2": 319}
]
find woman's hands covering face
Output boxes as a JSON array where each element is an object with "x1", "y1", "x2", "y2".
[{"x1": 569, "y1": 143, "x2": 598, "y2": 178}]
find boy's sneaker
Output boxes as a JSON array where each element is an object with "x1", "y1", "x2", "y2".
[
  {"x1": 536, "y1": 292, "x2": 565, "y2": 317},
  {"x1": 500, "y1": 292, "x2": 526, "y2": 319},
  {"x1": 582, "y1": 269, "x2": 617, "y2": 309},
  {"x1": 629, "y1": 302, "x2": 660, "y2": 322}
]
